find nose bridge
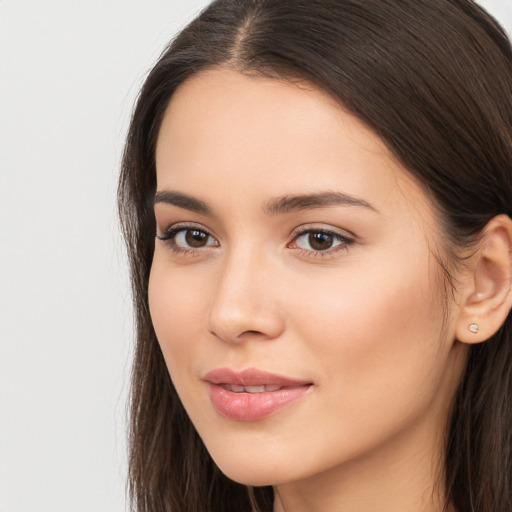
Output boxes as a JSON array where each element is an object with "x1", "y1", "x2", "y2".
[{"x1": 207, "y1": 241, "x2": 283, "y2": 343}]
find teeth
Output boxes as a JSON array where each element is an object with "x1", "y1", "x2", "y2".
[
  {"x1": 222, "y1": 384, "x2": 283, "y2": 393},
  {"x1": 244, "y1": 385, "x2": 266, "y2": 393},
  {"x1": 225, "y1": 384, "x2": 245, "y2": 393},
  {"x1": 264, "y1": 385, "x2": 282, "y2": 392}
]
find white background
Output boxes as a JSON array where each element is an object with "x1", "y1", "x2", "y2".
[{"x1": 0, "y1": 1, "x2": 510, "y2": 511}]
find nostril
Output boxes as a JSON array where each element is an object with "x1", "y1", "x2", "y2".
[
  {"x1": 207, "y1": 295, "x2": 284, "y2": 343},
  {"x1": 210, "y1": 328, "x2": 271, "y2": 343}
]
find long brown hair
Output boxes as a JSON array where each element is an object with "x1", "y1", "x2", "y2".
[{"x1": 118, "y1": 1, "x2": 512, "y2": 510}]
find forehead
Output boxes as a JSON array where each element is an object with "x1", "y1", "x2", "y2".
[{"x1": 155, "y1": 68, "x2": 433, "y2": 224}]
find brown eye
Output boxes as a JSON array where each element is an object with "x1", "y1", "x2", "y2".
[
  {"x1": 308, "y1": 232, "x2": 334, "y2": 251},
  {"x1": 185, "y1": 229, "x2": 209, "y2": 248},
  {"x1": 291, "y1": 229, "x2": 353, "y2": 254},
  {"x1": 157, "y1": 226, "x2": 218, "y2": 251}
]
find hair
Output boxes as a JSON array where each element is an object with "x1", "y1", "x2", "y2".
[{"x1": 118, "y1": 1, "x2": 512, "y2": 511}]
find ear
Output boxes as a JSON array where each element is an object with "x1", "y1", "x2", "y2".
[{"x1": 455, "y1": 214, "x2": 512, "y2": 344}]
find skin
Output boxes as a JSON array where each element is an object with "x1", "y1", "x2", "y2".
[{"x1": 149, "y1": 69, "x2": 472, "y2": 512}]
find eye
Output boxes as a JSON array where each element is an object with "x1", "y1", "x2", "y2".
[
  {"x1": 289, "y1": 228, "x2": 354, "y2": 254},
  {"x1": 174, "y1": 229, "x2": 214, "y2": 249},
  {"x1": 156, "y1": 225, "x2": 219, "y2": 252}
]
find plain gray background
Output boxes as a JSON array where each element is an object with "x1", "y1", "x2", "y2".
[{"x1": 0, "y1": 1, "x2": 510, "y2": 511}]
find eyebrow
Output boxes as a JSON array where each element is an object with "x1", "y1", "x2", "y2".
[
  {"x1": 152, "y1": 190, "x2": 378, "y2": 215},
  {"x1": 264, "y1": 191, "x2": 378, "y2": 215},
  {"x1": 153, "y1": 190, "x2": 211, "y2": 214}
]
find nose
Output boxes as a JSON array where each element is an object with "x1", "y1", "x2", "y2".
[{"x1": 207, "y1": 249, "x2": 284, "y2": 344}]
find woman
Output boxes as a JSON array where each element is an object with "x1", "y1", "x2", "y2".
[{"x1": 118, "y1": 1, "x2": 512, "y2": 511}]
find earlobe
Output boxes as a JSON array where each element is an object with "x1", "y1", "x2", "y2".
[{"x1": 456, "y1": 215, "x2": 512, "y2": 344}]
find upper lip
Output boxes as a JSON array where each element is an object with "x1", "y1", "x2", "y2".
[{"x1": 203, "y1": 367, "x2": 312, "y2": 387}]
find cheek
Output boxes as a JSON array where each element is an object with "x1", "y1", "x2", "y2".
[
  {"x1": 287, "y1": 255, "x2": 446, "y2": 411},
  {"x1": 148, "y1": 259, "x2": 209, "y2": 378}
]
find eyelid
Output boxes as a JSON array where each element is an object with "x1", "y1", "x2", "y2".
[
  {"x1": 288, "y1": 223, "x2": 355, "y2": 241},
  {"x1": 156, "y1": 221, "x2": 217, "y2": 240}
]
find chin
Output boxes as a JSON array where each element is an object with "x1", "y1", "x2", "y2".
[
  {"x1": 219, "y1": 466, "x2": 284, "y2": 487},
  {"x1": 208, "y1": 449, "x2": 295, "y2": 487}
]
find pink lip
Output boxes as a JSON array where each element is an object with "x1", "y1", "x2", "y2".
[{"x1": 204, "y1": 368, "x2": 313, "y2": 421}]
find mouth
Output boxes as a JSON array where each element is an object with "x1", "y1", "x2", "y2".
[
  {"x1": 220, "y1": 384, "x2": 284, "y2": 393},
  {"x1": 203, "y1": 367, "x2": 313, "y2": 421},
  {"x1": 204, "y1": 367, "x2": 311, "y2": 387}
]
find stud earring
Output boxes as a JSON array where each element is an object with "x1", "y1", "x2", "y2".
[{"x1": 468, "y1": 323, "x2": 479, "y2": 334}]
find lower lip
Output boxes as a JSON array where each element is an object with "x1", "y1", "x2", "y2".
[{"x1": 207, "y1": 383, "x2": 311, "y2": 421}]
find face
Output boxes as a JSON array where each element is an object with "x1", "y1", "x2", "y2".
[{"x1": 149, "y1": 69, "x2": 466, "y2": 489}]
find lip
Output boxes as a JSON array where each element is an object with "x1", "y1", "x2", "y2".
[{"x1": 204, "y1": 367, "x2": 313, "y2": 421}]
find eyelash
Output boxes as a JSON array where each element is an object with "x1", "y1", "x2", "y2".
[
  {"x1": 156, "y1": 224, "x2": 219, "y2": 255},
  {"x1": 156, "y1": 224, "x2": 355, "y2": 258},
  {"x1": 289, "y1": 227, "x2": 355, "y2": 258}
]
